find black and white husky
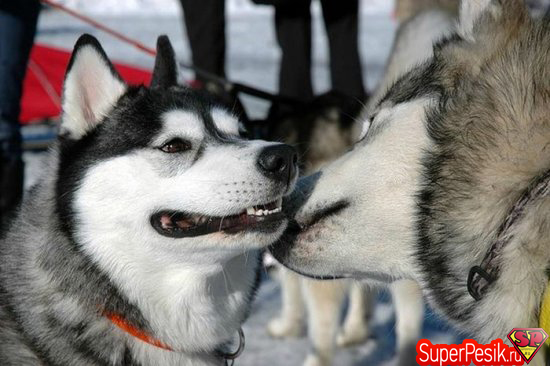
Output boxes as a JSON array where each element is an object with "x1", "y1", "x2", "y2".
[
  {"x1": 0, "y1": 35, "x2": 297, "y2": 365},
  {"x1": 271, "y1": 0, "x2": 550, "y2": 365}
]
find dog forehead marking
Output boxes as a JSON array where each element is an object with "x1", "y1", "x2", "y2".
[
  {"x1": 158, "y1": 110, "x2": 204, "y2": 142},
  {"x1": 211, "y1": 108, "x2": 239, "y2": 136}
]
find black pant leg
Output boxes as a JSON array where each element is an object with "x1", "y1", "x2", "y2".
[
  {"x1": 179, "y1": 0, "x2": 226, "y2": 79},
  {"x1": 0, "y1": 0, "x2": 39, "y2": 225},
  {"x1": 274, "y1": 0, "x2": 314, "y2": 102},
  {"x1": 320, "y1": 0, "x2": 366, "y2": 100},
  {"x1": 0, "y1": 0, "x2": 40, "y2": 160}
]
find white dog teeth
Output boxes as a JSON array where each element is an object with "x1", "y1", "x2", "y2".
[
  {"x1": 245, "y1": 205, "x2": 282, "y2": 217},
  {"x1": 262, "y1": 207, "x2": 281, "y2": 216}
]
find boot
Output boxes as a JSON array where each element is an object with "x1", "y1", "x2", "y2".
[{"x1": 0, "y1": 158, "x2": 24, "y2": 230}]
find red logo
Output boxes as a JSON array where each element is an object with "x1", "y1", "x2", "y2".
[{"x1": 507, "y1": 328, "x2": 548, "y2": 364}]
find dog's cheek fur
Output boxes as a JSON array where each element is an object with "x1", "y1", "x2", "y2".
[
  {"x1": 63, "y1": 115, "x2": 289, "y2": 355},
  {"x1": 0, "y1": 159, "x2": 154, "y2": 364},
  {"x1": 275, "y1": 98, "x2": 434, "y2": 281},
  {"x1": 65, "y1": 145, "x2": 274, "y2": 355}
]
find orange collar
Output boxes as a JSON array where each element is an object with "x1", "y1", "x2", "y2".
[
  {"x1": 105, "y1": 312, "x2": 246, "y2": 362},
  {"x1": 105, "y1": 312, "x2": 173, "y2": 351}
]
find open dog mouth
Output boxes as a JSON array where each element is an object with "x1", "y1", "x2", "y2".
[{"x1": 151, "y1": 199, "x2": 284, "y2": 238}]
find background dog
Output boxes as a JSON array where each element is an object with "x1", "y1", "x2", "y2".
[{"x1": 264, "y1": 92, "x2": 372, "y2": 366}]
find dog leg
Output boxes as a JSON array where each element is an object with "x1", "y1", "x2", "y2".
[
  {"x1": 392, "y1": 279, "x2": 423, "y2": 363},
  {"x1": 302, "y1": 279, "x2": 347, "y2": 366},
  {"x1": 336, "y1": 281, "x2": 372, "y2": 347},
  {"x1": 267, "y1": 267, "x2": 306, "y2": 338}
]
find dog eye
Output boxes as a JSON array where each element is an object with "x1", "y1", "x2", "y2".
[
  {"x1": 159, "y1": 138, "x2": 191, "y2": 153},
  {"x1": 357, "y1": 118, "x2": 372, "y2": 142}
]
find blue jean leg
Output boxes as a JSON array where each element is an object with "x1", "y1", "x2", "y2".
[{"x1": 0, "y1": 1, "x2": 40, "y2": 161}]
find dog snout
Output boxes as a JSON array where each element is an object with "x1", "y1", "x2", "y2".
[{"x1": 257, "y1": 144, "x2": 298, "y2": 183}]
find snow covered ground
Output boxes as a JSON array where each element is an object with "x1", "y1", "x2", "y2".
[
  {"x1": 53, "y1": 0, "x2": 394, "y2": 16},
  {"x1": 24, "y1": 3, "x2": 466, "y2": 365}
]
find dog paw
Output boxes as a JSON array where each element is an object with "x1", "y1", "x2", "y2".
[
  {"x1": 267, "y1": 318, "x2": 304, "y2": 338},
  {"x1": 303, "y1": 354, "x2": 329, "y2": 366},
  {"x1": 336, "y1": 326, "x2": 369, "y2": 347}
]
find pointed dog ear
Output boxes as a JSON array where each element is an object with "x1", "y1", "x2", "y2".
[
  {"x1": 458, "y1": 0, "x2": 527, "y2": 40},
  {"x1": 437, "y1": 0, "x2": 527, "y2": 90},
  {"x1": 457, "y1": 0, "x2": 529, "y2": 42},
  {"x1": 61, "y1": 34, "x2": 127, "y2": 140},
  {"x1": 151, "y1": 35, "x2": 178, "y2": 89},
  {"x1": 458, "y1": 0, "x2": 497, "y2": 39}
]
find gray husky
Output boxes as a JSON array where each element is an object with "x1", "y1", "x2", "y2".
[
  {"x1": 271, "y1": 0, "x2": 550, "y2": 365},
  {"x1": 0, "y1": 35, "x2": 297, "y2": 365}
]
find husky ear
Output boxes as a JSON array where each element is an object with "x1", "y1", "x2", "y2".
[
  {"x1": 458, "y1": 0, "x2": 499, "y2": 39},
  {"x1": 61, "y1": 34, "x2": 127, "y2": 140},
  {"x1": 458, "y1": 0, "x2": 528, "y2": 40},
  {"x1": 151, "y1": 35, "x2": 178, "y2": 89},
  {"x1": 438, "y1": 0, "x2": 527, "y2": 88}
]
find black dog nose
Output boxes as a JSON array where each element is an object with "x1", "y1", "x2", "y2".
[{"x1": 257, "y1": 144, "x2": 298, "y2": 183}]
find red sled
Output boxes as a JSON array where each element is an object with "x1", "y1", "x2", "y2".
[{"x1": 20, "y1": 43, "x2": 152, "y2": 124}]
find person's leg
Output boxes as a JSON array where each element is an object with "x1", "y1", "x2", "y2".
[
  {"x1": 0, "y1": 0, "x2": 40, "y2": 227},
  {"x1": 179, "y1": 0, "x2": 226, "y2": 79},
  {"x1": 274, "y1": 0, "x2": 314, "y2": 103},
  {"x1": 320, "y1": 0, "x2": 366, "y2": 100}
]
